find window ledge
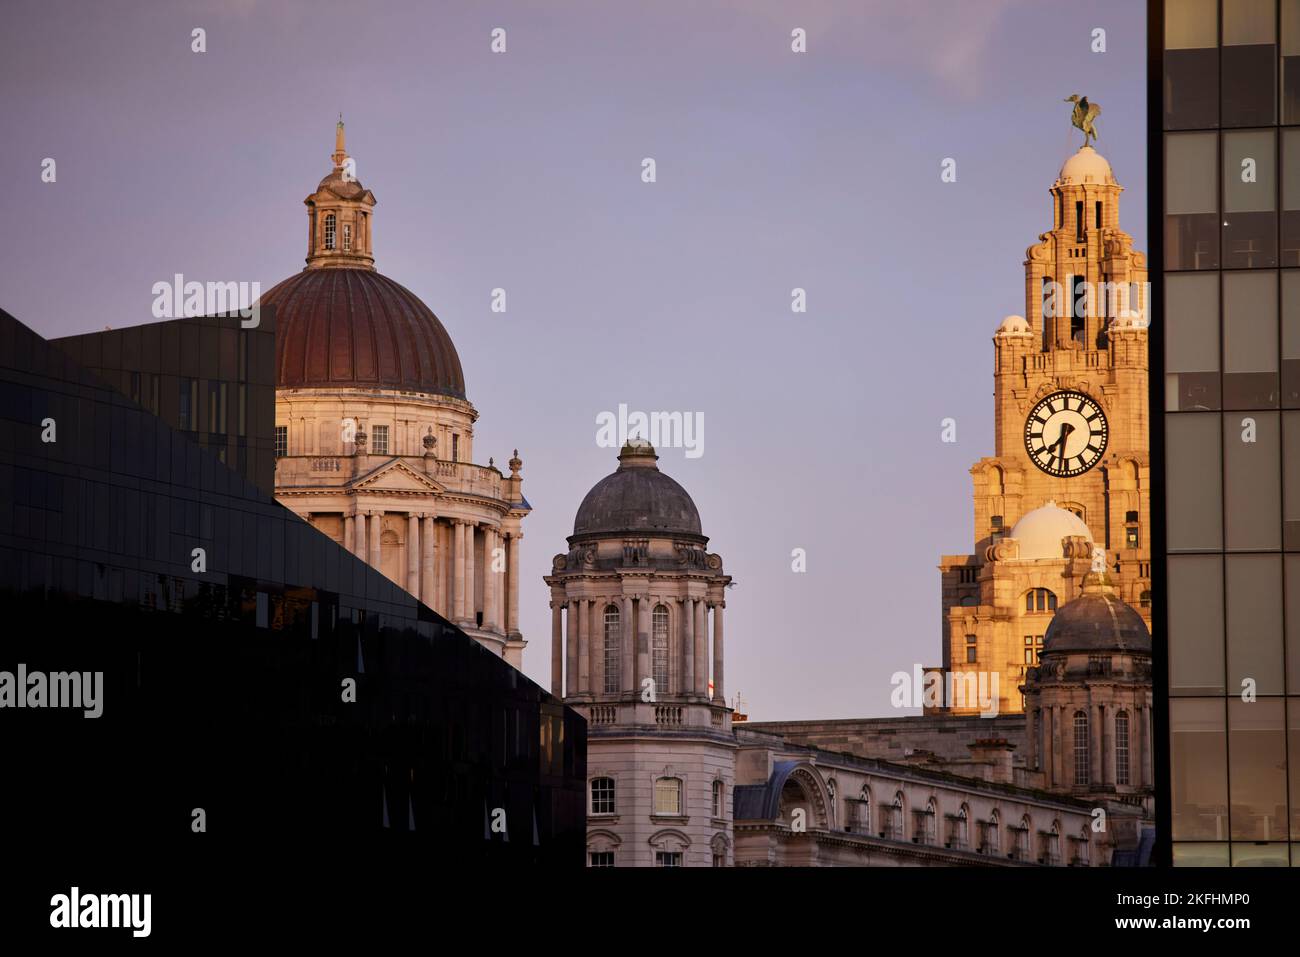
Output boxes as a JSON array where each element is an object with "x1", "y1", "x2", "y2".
[{"x1": 651, "y1": 815, "x2": 689, "y2": 825}]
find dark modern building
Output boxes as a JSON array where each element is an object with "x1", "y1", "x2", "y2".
[
  {"x1": 0, "y1": 306, "x2": 585, "y2": 865},
  {"x1": 1153, "y1": 0, "x2": 1300, "y2": 866},
  {"x1": 52, "y1": 310, "x2": 277, "y2": 495}
]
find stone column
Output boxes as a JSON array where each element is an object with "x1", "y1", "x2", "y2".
[
  {"x1": 694, "y1": 598, "x2": 708, "y2": 696},
  {"x1": 1053, "y1": 707, "x2": 1064, "y2": 788},
  {"x1": 621, "y1": 596, "x2": 634, "y2": 692},
  {"x1": 1092, "y1": 702, "x2": 1103, "y2": 787},
  {"x1": 1140, "y1": 704, "x2": 1152, "y2": 788},
  {"x1": 566, "y1": 600, "x2": 579, "y2": 697},
  {"x1": 353, "y1": 511, "x2": 366, "y2": 559},
  {"x1": 681, "y1": 598, "x2": 695, "y2": 695},
  {"x1": 506, "y1": 532, "x2": 522, "y2": 636},
  {"x1": 482, "y1": 527, "x2": 498, "y2": 631},
  {"x1": 712, "y1": 601, "x2": 725, "y2": 702},
  {"x1": 464, "y1": 523, "x2": 476, "y2": 626},
  {"x1": 636, "y1": 598, "x2": 650, "y2": 692},
  {"x1": 453, "y1": 521, "x2": 466, "y2": 622},
  {"x1": 577, "y1": 599, "x2": 590, "y2": 694},
  {"x1": 550, "y1": 599, "x2": 563, "y2": 696},
  {"x1": 588, "y1": 601, "x2": 600, "y2": 694},
  {"x1": 406, "y1": 513, "x2": 420, "y2": 596},
  {"x1": 344, "y1": 514, "x2": 355, "y2": 557},
  {"x1": 421, "y1": 514, "x2": 436, "y2": 609},
  {"x1": 1104, "y1": 705, "x2": 1117, "y2": 787},
  {"x1": 368, "y1": 510, "x2": 382, "y2": 570}
]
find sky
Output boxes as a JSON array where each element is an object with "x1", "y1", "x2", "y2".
[{"x1": 0, "y1": 0, "x2": 1146, "y2": 720}]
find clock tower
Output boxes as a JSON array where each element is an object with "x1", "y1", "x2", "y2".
[{"x1": 934, "y1": 143, "x2": 1150, "y2": 716}]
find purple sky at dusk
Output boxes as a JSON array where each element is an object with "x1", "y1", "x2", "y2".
[{"x1": 0, "y1": 0, "x2": 1146, "y2": 719}]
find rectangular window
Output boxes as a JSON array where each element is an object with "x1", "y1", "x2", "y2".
[
  {"x1": 1073, "y1": 712, "x2": 1090, "y2": 786},
  {"x1": 1170, "y1": 698, "x2": 1229, "y2": 840},
  {"x1": 342, "y1": 223, "x2": 352, "y2": 251},
  {"x1": 1223, "y1": 410, "x2": 1280, "y2": 549},
  {"x1": 652, "y1": 606, "x2": 669, "y2": 692},
  {"x1": 1075, "y1": 200, "x2": 1085, "y2": 242},
  {"x1": 1222, "y1": 131, "x2": 1277, "y2": 269},
  {"x1": 1283, "y1": 272, "x2": 1300, "y2": 406},
  {"x1": 274, "y1": 425, "x2": 287, "y2": 458},
  {"x1": 965, "y1": 634, "x2": 978, "y2": 664},
  {"x1": 178, "y1": 377, "x2": 198, "y2": 432},
  {"x1": 603, "y1": 607, "x2": 621, "y2": 694},
  {"x1": 1168, "y1": 555, "x2": 1226, "y2": 695},
  {"x1": 1228, "y1": 698, "x2": 1287, "y2": 841},
  {"x1": 207, "y1": 380, "x2": 227, "y2": 434},
  {"x1": 1116, "y1": 711, "x2": 1131, "y2": 787},
  {"x1": 591, "y1": 778, "x2": 615, "y2": 815},
  {"x1": 1221, "y1": 0, "x2": 1277, "y2": 127},
  {"x1": 589, "y1": 852, "x2": 614, "y2": 868},
  {"x1": 1165, "y1": 413, "x2": 1223, "y2": 551},
  {"x1": 1167, "y1": 274, "x2": 1221, "y2": 410},
  {"x1": 1165, "y1": 132, "x2": 1219, "y2": 270},
  {"x1": 1164, "y1": 0, "x2": 1219, "y2": 129},
  {"x1": 655, "y1": 852, "x2": 682, "y2": 868},
  {"x1": 451, "y1": 433, "x2": 460, "y2": 462},
  {"x1": 1095, "y1": 200, "x2": 1102, "y2": 229},
  {"x1": 1226, "y1": 554, "x2": 1284, "y2": 694},
  {"x1": 1126, "y1": 526, "x2": 1141, "y2": 549},
  {"x1": 654, "y1": 778, "x2": 682, "y2": 816},
  {"x1": 1285, "y1": 0, "x2": 1300, "y2": 122},
  {"x1": 371, "y1": 424, "x2": 389, "y2": 455}
]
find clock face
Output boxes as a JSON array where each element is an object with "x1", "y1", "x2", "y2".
[{"x1": 1024, "y1": 391, "x2": 1108, "y2": 477}]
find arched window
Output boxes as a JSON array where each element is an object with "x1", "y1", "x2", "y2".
[
  {"x1": 857, "y1": 787, "x2": 871, "y2": 833},
  {"x1": 342, "y1": 222, "x2": 352, "y2": 250},
  {"x1": 654, "y1": 777, "x2": 683, "y2": 816},
  {"x1": 1025, "y1": 588, "x2": 1057, "y2": 613},
  {"x1": 888, "y1": 792, "x2": 904, "y2": 840},
  {"x1": 1115, "y1": 710, "x2": 1131, "y2": 786},
  {"x1": 1073, "y1": 710, "x2": 1090, "y2": 785},
  {"x1": 985, "y1": 809, "x2": 1000, "y2": 853},
  {"x1": 711, "y1": 779, "x2": 724, "y2": 819},
  {"x1": 324, "y1": 213, "x2": 336, "y2": 250},
  {"x1": 652, "y1": 604, "x2": 669, "y2": 693},
  {"x1": 949, "y1": 804, "x2": 969, "y2": 849},
  {"x1": 603, "y1": 604, "x2": 621, "y2": 693},
  {"x1": 590, "y1": 777, "x2": 615, "y2": 815}
]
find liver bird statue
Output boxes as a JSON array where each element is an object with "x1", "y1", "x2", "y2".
[{"x1": 1065, "y1": 94, "x2": 1101, "y2": 148}]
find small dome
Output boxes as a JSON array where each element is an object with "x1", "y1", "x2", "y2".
[
  {"x1": 1044, "y1": 572, "x2": 1151, "y2": 655},
  {"x1": 572, "y1": 442, "x2": 703, "y2": 539},
  {"x1": 1057, "y1": 146, "x2": 1116, "y2": 187},
  {"x1": 997, "y1": 314, "x2": 1031, "y2": 336},
  {"x1": 1009, "y1": 502, "x2": 1092, "y2": 560}
]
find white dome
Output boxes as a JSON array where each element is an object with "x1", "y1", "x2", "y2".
[
  {"x1": 997, "y1": 314, "x2": 1031, "y2": 336},
  {"x1": 1009, "y1": 501, "x2": 1093, "y2": 560},
  {"x1": 1057, "y1": 146, "x2": 1116, "y2": 187}
]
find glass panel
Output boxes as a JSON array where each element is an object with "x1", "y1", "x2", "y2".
[
  {"x1": 1171, "y1": 698, "x2": 1229, "y2": 840},
  {"x1": 1286, "y1": 1, "x2": 1300, "y2": 121},
  {"x1": 1283, "y1": 133, "x2": 1300, "y2": 267},
  {"x1": 1173, "y1": 842, "x2": 1232, "y2": 865},
  {"x1": 1166, "y1": 413, "x2": 1224, "y2": 551},
  {"x1": 1166, "y1": 0, "x2": 1220, "y2": 129},
  {"x1": 1223, "y1": 271, "x2": 1279, "y2": 407},
  {"x1": 1228, "y1": 698, "x2": 1287, "y2": 841},
  {"x1": 1286, "y1": 414, "x2": 1300, "y2": 547},
  {"x1": 1226, "y1": 554, "x2": 1284, "y2": 693},
  {"x1": 1168, "y1": 555, "x2": 1225, "y2": 694},
  {"x1": 1223, "y1": 131, "x2": 1278, "y2": 267},
  {"x1": 1287, "y1": 558, "x2": 1300, "y2": 691},
  {"x1": 1166, "y1": 133, "x2": 1220, "y2": 270},
  {"x1": 1166, "y1": 273, "x2": 1222, "y2": 410},
  {"x1": 1224, "y1": 410, "x2": 1281, "y2": 549},
  {"x1": 1284, "y1": 271, "x2": 1300, "y2": 404},
  {"x1": 1291, "y1": 698, "x2": 1300, "y2": 837},
  {"x1": 1222, "y1": 0, "x2": 1278, "y2": 127}
]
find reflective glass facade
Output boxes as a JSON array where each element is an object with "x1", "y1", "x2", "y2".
[
  {"x1": 0, "y1": 308, "x2": 585, "y2": 865},
  {"x1": 1156, "y1": 0, "x2": 1300, "y2": 866}
]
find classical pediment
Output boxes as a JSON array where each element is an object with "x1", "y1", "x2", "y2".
[{"x1": 350, "y1": 459, "x2": 444, "y2": 495}]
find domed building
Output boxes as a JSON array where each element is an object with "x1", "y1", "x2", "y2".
[
  {"x1": 268, "y1": 121, "x2": 530, "y2": 666},
  {"x1": 545, "y1": 441, "x2": 735, "y2": 867},
  {"x1": 1021, "y1": 571, "x2": 1154, "y2": 858}
]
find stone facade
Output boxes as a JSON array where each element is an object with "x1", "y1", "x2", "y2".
[
  {"x1": 935, "y1": 146, "x2": 1151, "y2": 715},
  {"x1": 269, "y1": 123, "x2": 529, "y2": 666}
]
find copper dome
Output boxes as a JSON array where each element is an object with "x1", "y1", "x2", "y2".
[
  {"x1": 265, "y1": 267, "x2": 466, "y2": 398},
  {"x1": 1043, "y1": 572, "x2": 1151, "y2": 656}
]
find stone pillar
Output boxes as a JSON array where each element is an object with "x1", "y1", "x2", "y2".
[
  {"x1": 506, "y1": 532, "x2": 521, "y2": 636},
  {"x1": 464, "y1": 523, "x2": 476, "y2": 626},
  {"x1": 353, "y1": 511, "x2": 366, "y2": 559},
  {"x1": 588, "y1": 600, "x2": 600, "y2": 694},
  {"x1": 681, "y1": 598, "x2": 695, "y2": 695},
  {"x1": 368, "y1": 510, "x2": 382, "y2": 570},
  {"x1": 1025, "y1": 706, "x2": 1037, "y2": 771},
  {"x1": 550, "y1": 599, "x2": 563, "y2": 696},
  {"x1": 483, "y1": 527, "x2": 498, "y2": 630},
  {"x1": 1104, "y1": 705, "x2": 1116, "y2": 787},
  {"x1": 421, "y1": 515, "x2": 436, "y2": 609},
  {"x1": 406, "y1": 513, "x2": 420, "y2": 596},
  {"x1": 1140, "y1": 704, "x2": 1152, "y2": 788},
  {"x1": 453, "y1": 521, "x2": 466, "y2": 622},
  {"x1": 621, "y1": 596, "x2": 634, "y2": 692},
  {"x1": 712, "y1": 601, "x2": 725, "y2": 702},
  {"x1": 344, "y1": 514, "x2": 355, "y2": 557},
  {"x1": 694, "y1": 598, "x2": 707, "y2": 696},
  {"x1": 1091, "y1": 702, "x2": 1103, "y2": 787},
  {"x1": 1052, "y1": 707, "x2": 1064, "y2": 788},
  {"x1": 636, "y1": 598, "x2": 650, "y2": 691},
  {"x1": 577, "y1": 598, "x2": 590, "y2": 694},
  {"x1": 566, "y1": 600, "x2": 579, "y2": 697}
]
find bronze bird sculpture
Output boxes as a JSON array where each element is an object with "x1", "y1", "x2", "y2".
[{"x1": 1065, "y1": 94, "x2": 1101, "y2": 148}]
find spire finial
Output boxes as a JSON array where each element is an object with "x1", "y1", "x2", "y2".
[{"x1": 332, "y1": 114, "x2": 347, "y2": 168}]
